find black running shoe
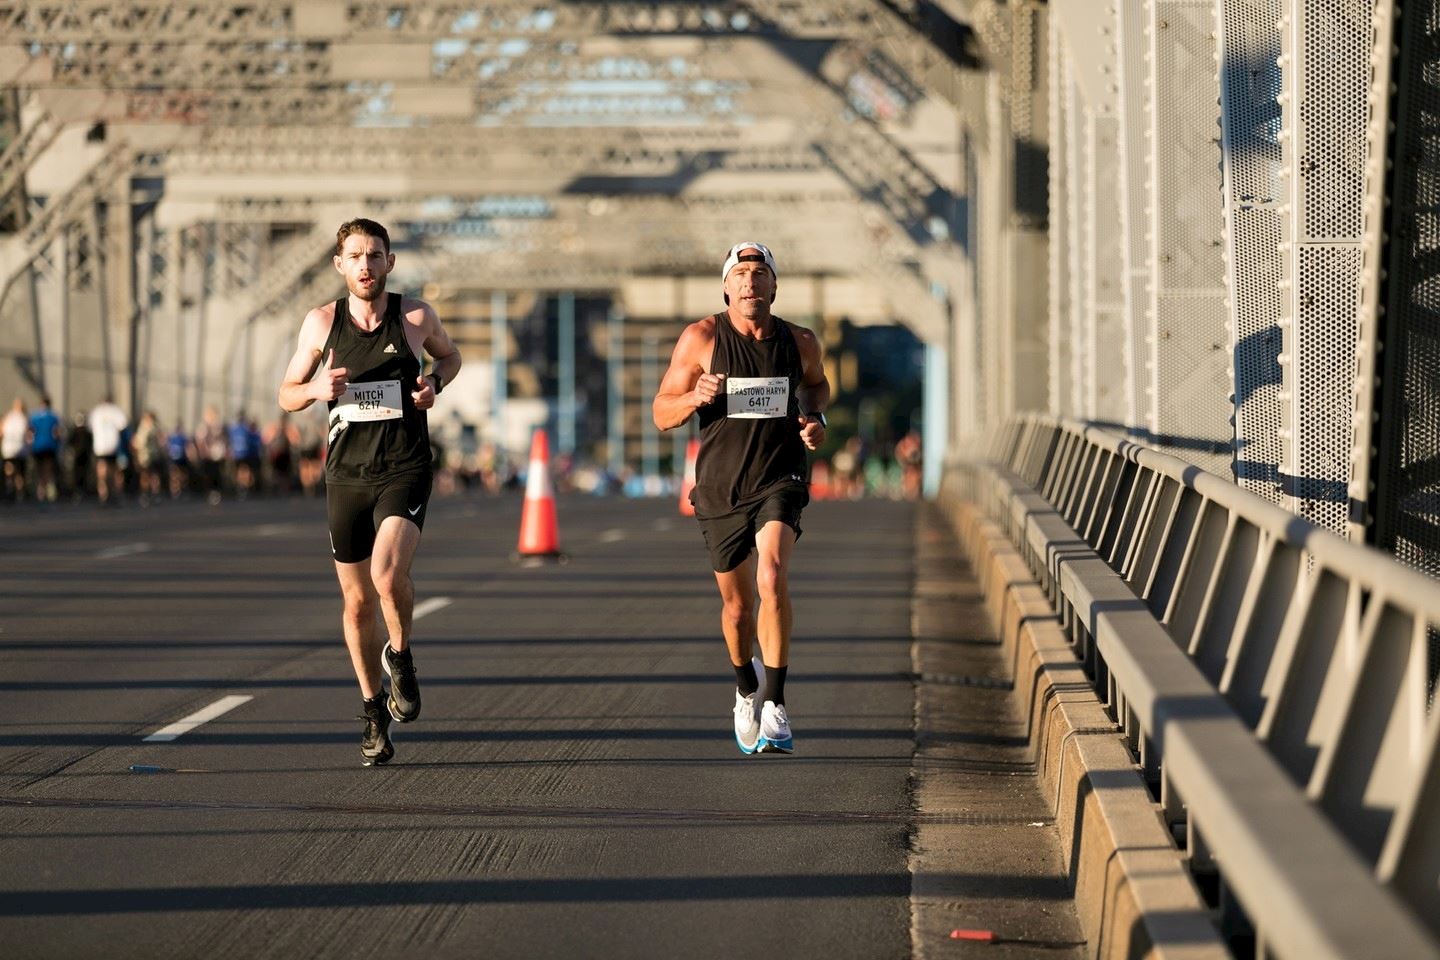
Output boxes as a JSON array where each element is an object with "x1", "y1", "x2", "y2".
[
  {"x1": 358, "y1": 693, "x2": 394, "y2": 766},
  {"x1": 382, "y1": 645, "x2": 421, "y2": 722}
]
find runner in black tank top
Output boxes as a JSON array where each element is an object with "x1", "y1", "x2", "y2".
[
  {"x1": 692, "y1": 312, "x2": 809, "y2": 517},
  {"x1": 653, "y1": 242, "x2": 832, "y2": 757},
  {"x1": 278, "y1": 218, "x2": 462, "y2": 767},
  {"x1": 323, "y1": 291, "x2": 432, "y2": 484}
]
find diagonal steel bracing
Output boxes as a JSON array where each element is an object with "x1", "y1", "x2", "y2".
[{"x1": 1, "y1": 0, "x2": 940, "y2": 43}]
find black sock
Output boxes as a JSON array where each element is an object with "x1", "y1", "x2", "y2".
[
  {"x1": 762, "y1": 664, "x2": 788, "y2": 705},
  {"x1": 734, "y1": 660, "x2": 759, "y2": 696}
]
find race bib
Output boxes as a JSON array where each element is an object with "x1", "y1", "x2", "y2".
[
  {"x1": 726, "y1": 376, "x2": 789, "y2": 419},
  {"x1": 333, "y1": 379, "x2": 403, "y2": 423}
]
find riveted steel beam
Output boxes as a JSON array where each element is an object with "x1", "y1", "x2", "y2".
[{"x1": 1, "y1": 1, "x2": 899, "y2": 44}]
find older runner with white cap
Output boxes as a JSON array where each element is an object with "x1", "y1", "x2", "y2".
[{"x1": 652, "y1": 241, "x2": 831, "y2": 754}]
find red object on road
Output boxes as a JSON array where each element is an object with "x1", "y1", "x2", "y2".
[{"x1": 949, "y1": 929, "x2": 996, "y2": 942}]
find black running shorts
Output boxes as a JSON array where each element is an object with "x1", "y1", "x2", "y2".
[
  {"x1": 695, "y1": 483, "x2": 809, "y2": 573},
  {"x1": 326, "y1": 471, "x2": 432, "y2": 563}
]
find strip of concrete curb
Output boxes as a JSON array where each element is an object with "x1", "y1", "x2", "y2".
[{"x1": 945, "y1": 493, "x2": 1225, "y2": 959}]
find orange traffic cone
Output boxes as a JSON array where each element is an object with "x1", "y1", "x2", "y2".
[
  {"x1": 810, "y1": 459, "x2": 833, "y2": 500},
  {"x1": 516, "y1": 429, "x2": 564, "y2": 561},
  {"x1": 679, "y1": 437, "x2": 699, "y2": 516}
]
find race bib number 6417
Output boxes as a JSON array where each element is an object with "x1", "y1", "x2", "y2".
[{"x1": 725, "y1": 376, "x2": 789, "y2": 419}]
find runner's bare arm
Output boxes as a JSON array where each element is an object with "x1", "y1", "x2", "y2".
[
  {"x1": 653, "y1": 321, "x2": 721, "y2": 431},
  {"x1": 419, "y1": 302, "x2": 462, "y2": 389},
  {"x1": 278, "y1": 308, "x2": 345, "y2": 412},
  {"x1": 407, "y1": 301, "x2": 461, "y2": 410},
  {"x1": 794, "y1": 327, "x2": 830, "y2": 414},
  {"x1": 794, "y1": 327, "x2": 830, "y2": 451}
]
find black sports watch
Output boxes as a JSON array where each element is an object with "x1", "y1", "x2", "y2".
[
  {"x1": 428, "y1": 372, "x2": 444, "y2": 396},
  {"x1": 804, "y1": 411, "x2": 827, "y2": 428}
]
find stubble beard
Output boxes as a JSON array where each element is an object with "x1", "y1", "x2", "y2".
[
  {"x1": 350, "y1": 275, "x2": 387, "y2": 301},
  {"x1": 734, "y1": 297, "x2": 770, "y2": 323}
]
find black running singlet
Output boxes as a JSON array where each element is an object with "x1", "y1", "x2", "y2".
[
  {"x1": 693, "y1": 313, "x2": 809, "y2": 514},
  {"x1": 322, "y1": 293, "x2": 432, "y2": 484}
]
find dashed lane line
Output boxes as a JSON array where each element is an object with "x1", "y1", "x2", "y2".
[
  {"x1": 94, "y1": 542, "x2": 151, "y2": 560},
  {"x1": 137, "y1": 599, "x2": 445, "y2": 744},
  {"x1": 141, "y1": 695, "x2": 254, "y2": 743},
  {"x1": 253, "y1": 523, "x2": 296, "y2": 537},
  {"x1": 412, "y1": 597, "x2": 452, "y2": 620}
]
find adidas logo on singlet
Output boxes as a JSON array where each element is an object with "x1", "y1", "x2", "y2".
[{"x1": 383, "y1": 343, "x2": 398, "y2": 354}]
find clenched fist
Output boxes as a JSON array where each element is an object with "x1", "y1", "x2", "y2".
[
  {"x1": 798, "y1": 413, "x2": 825, "y2": 451},
  {"x1": 693, "y1": 372, "x2": 726, "y2": 407},
  {"x1": 411, "y1": 374, "x2": 436, "y2": 410},
  {"x1": 311, "y1": 349, "x2": 349, "y2": 402}
]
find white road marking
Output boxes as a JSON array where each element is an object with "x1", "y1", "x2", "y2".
[
  {"x1": 94, "y1": 542, "x2": 151, "y2": 560},
  {"x1": 254, "y1": 523, "x2": 295, "y2": 537},
  {"x1": 599, "y1": 529, "x2": 626, "y2": 543},
  {"x1": 412, "y1": 597, "x2": 452, "y2": 620},
  {"x1": 142, "y1": 695, "x2": 254, "y2": 743}
]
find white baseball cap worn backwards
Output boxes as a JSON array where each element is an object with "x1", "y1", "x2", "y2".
[{"x1": 721, "y1": 241, "x2": 777, "y2": 280}]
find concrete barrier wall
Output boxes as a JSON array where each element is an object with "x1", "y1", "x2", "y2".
[{"x1": 940, "y1": 476, "x2": 1225, "y2": 959}]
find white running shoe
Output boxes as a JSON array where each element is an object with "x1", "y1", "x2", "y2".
[
  {"x1": 758, "y1": 700, "x2": 794, "y2": 754},
  {"x1": 734, "y1": 688, "x2": 761, "y2": 754}
]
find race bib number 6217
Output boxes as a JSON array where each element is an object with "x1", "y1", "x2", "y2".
[{"x1": 334, "y1": 379, "x2": 403, "y2": 422}]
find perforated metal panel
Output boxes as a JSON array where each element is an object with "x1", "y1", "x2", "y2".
[
  {"x1": 1065, "y1": 56, "x2": 1089, "y2": 415},
  {"x1": 1350, "y1": 1, "x2": 1395, "y2": 546},
  {"x1": 1047, "y1": 19, "x2": 1072, "y2": 416},
  {"x1": 1294, "y1": 245, "x2": 1361, "y2": 532},
  {"x1": 1050, "y1": 1, "x2": 1117, "y2": 422},
  {"x1": 1218, "y1": 0, "x2": 1285, "y2": 502},
  {"x1": 1297, "y1": 0, "x2": 1368, "y2": 244},
  {"x1": 1377, "y1": 0, "x2": 1440, "y2": 585},
  {"x1": 1117, "y1": 0, "x2": 1155, "y2": 430},
  {"x1": 976, "y1": 72, "x2": 1004, "y2": 431},
  {"x1": 1281, "y1": 0, "x2": 1370, "y2": 536},
  {"x1": 1092, "y1": 115, "x2": 1129, "y2": 422},
  {"x1": 1154, "y1": 298, "x2": 1234, "y2": 477},
  {"x1": 1151, "y1": 1, "x2": 1232, "y2": 471}
]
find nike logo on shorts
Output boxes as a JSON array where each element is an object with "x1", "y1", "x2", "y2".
[{"x1": 407, "y1": 504, "x2": 423, "y2": 516}]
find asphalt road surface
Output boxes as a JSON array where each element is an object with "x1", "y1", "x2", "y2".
[{"x1": 0, "y1": 493, "x2": 919, "y2": 959}]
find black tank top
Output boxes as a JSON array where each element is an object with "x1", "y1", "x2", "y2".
[
  {"x1": 322, "y1": 293, "x2": 431, "y2": 484},
  {"x1": 693, "y1": 312, "x2": 809, "y2": 514}
]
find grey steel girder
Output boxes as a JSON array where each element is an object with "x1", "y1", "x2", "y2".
[
  {"x1": 76, "y1": 82, "x2": 751, "y2": 127},
  {"x1": 3, "y1": 1, "x2": 982, "y2": 120},
  {"x1": 1, "y1": 0, "x2": 948, "y2": 44},
  {"x1": 156, "y1": 136, "x2": 823, "y2": 182},
  {"x1": 10, "y1": 35, "x2": 761, "y2": 89},
  {"x1": 0, "y1": 143, "x2": 130, "y2": 304},
  {"x1": 167, "y1": 192, "x2": 910, "y2": 283},
  {"x1": 0, "y1": 110, "x2": 61, "y2": 202}
]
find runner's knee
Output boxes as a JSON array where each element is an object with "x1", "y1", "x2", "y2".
[
  {"x1": 756, "y1": 561, "x2": 787, "y2": 602},
  {"x1": 721, "y1": 598, "x2": 752, "y2": 630},
  {"x1": 370, "y1": 567, "x2": 410, "y2": 602},
  {"x1": 341, "y1": 588, "x2": 376, "y2": 621}
]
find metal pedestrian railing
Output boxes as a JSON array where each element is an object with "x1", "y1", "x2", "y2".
[{"x1": 961, "y1": 415, "x2": 1440, "y2": 958}]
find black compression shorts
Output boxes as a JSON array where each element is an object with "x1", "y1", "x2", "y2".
[
  {"x1": 326, "y1": 471, "x2": 432, "y2": 563},
  {"x1": 695, "y1": 483, "x2": 808, "y2": 573}
]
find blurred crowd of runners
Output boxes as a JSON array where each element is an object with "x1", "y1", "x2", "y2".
[{"x1": 1, "y1": 394, "x2": 925, "y2": 506}]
